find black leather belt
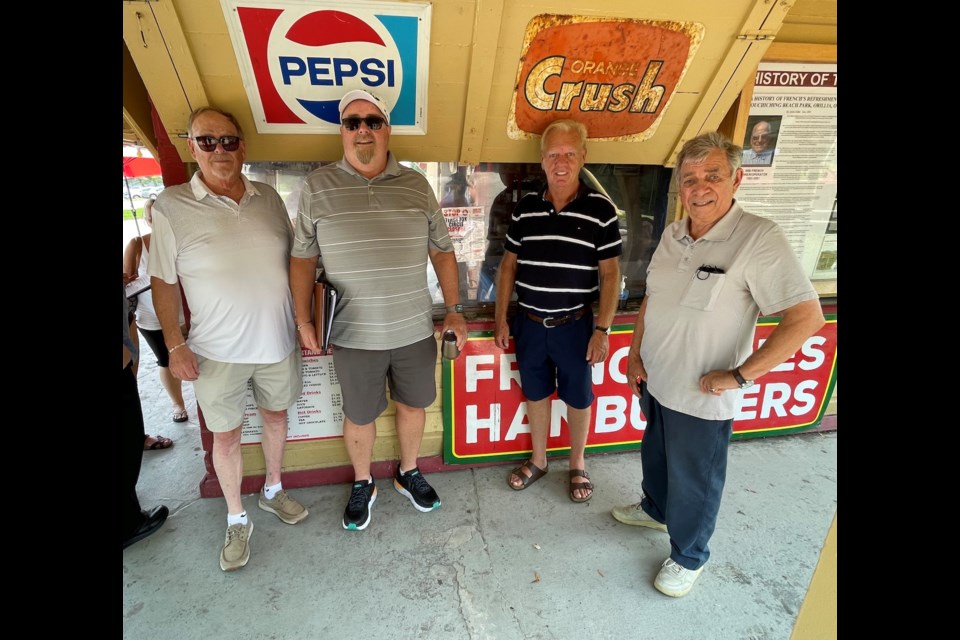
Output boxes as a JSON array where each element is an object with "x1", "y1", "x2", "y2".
[{"x1": 525, "y1": 307, "x2": 589, "y2": 328}]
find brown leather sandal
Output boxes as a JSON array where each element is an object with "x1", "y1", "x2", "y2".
[
  {"x1": 507, "y1": 460, "x2": 549, "y2": 490},
  {"x1": 568, "y1": 469, "x2": 594, "y2": 502}
]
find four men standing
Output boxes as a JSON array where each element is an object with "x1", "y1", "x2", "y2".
[{"x1": 138, "y1": 95, "x2": 826, "y2": 599}]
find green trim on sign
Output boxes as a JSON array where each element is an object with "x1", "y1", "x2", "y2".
[{"x1": 442, "y1": 317, "x2": 837, "y2": 464}]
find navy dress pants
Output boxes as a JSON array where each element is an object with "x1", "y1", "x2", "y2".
[{"x1": 639, "y1": 383, "x2": 733, "y2": 570}]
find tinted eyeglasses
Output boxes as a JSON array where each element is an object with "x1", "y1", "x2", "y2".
[
  {"x1": 191, "y1": 135, "x2": 242, "y2": 152},
  {"x1": 341, "y1": 116, "x2": 386, "y2": 131}
]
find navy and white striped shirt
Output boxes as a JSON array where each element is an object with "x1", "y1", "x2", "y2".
[{"x1": 504, "y1": 183, "x2": 622, "y2": 315}]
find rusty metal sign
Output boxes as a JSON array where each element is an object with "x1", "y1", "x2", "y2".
[{"x1": 508, "y1": 14, "x2": 703, "y2": 141}]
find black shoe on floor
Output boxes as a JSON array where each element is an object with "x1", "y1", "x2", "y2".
[
  {"x1": 394, "y1": 466, "x2": 441, "y2": 512},
  {"x1": 342, "y1": 479, "x2": 377, "y2": 531},
  {"x1": 123, "y1": 505, "x2": 169, "y2": 549}
]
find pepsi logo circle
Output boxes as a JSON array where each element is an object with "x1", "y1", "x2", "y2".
[{"x1": 267, "y1": 9, "x2": 402, "y2": 125}]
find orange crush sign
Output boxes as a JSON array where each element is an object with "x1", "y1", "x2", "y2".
[
  {"x1": 507, "y1": 15, "x2": 704, "y2": 141},
  {"x1": 442, "y1": 318, "x2": 838, "y2": 464}
]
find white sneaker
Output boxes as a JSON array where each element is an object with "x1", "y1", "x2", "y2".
[
  {"x1": 654, "y1": 558, "x2": 703, "y2": 598},
  {"x1": 610, "y1": 501, "x2": 667, "y2": 532}
]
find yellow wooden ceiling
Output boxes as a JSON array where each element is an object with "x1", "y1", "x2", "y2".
[{"x1": 122, "y1": 0, "x2": 836, "y2": 166}]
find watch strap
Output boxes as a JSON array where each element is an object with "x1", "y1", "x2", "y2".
[
  {"x1": 732, "y1": 367, "x2": 748, "y2": 386},
  {"x1": 446, "y1": 304, "x2": 464, "y2": 314},
  {"x1": 595, "y1": 326, "x2": 610, "y2": 335}
]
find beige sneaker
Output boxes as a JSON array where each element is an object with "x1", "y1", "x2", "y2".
[
  {"x1": 219, "y1": 521, "x2": 253, "y2": 572},
  {"x1": 654, "y1": 558, "x2": 704, "y2": 597},
  {"x1": 258, "y1": 489, "x2": 308, "y2": 524},
  {"x1": 610, "y1": 501, "x2": 668, "y2": 531}
]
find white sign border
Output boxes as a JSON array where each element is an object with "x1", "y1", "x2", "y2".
[{"x1": 220, "y1": 0, "x2": 431, "y2": 135}]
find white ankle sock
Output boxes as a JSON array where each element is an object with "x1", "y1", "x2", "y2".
[
  {"x1": 227, "y1": 511, "x2": 248, "y2": 526},
  {"x1": 263, "y1": 482, "x2": 282, "y2": 500}
]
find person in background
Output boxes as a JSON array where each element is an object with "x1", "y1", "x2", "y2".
[
  {"x1": 123, "y1": 286, "x2": 169, "y2": 548},
  {"x1": 149, "y1": 106, "x2": 309, "y2": 572},
  {"x1": 123, "y1": 197, "x2": 190, "y2": 435},
  {"x1": 612, "y1": 131, "x2": 825, "y2": 597},
  {"x1": 121, "y1": 284, "x2": 174, "y2": 450},
  {"x1": 494, "y1": 119, "x2": 622, "y2": 503},
  {"x1": 741, "y1": 120, "x2": 775, "y2": 166},
  {"x1": 290, "y1": 89, "x2": 466, "y2": 531}
]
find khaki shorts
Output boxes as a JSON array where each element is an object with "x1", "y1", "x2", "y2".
[
  {"x1": 332, "y1": 336, "x2": 437, "y2": 425},
  {"x1": 194, "y1": 348, "x2": 303, "y2": 432}
]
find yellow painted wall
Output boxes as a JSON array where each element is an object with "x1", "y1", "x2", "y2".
[{"x1": 791, "y1": 513, "x2": 838, "y2": 640}]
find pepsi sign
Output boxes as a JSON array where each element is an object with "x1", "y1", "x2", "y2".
[{"x1": 221, "y1": 1, "x2": 431, "y2": 134}]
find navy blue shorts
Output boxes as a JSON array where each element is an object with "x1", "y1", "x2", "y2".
[{"x1": 512, "y1": 311, "x2": 594, "y2": 409}]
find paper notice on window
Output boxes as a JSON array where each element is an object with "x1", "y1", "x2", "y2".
[
  {"x1": 735, "y1": 63, "x2": 837, "y2": 281},
  {"x1": 241, "y1": 347, "x2": 344, "y2": 443},
  {"x1": 442, "y1": 206, "x2": 486, "y2": 262}
]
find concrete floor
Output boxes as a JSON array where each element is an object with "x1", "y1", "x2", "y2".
[{"x1": 124, "y1": 356, "x2": 837, "y2": 640}]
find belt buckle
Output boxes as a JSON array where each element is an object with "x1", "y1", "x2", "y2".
[{"x1": 542, "y1": 316, "x2": 558, "y2": 328}]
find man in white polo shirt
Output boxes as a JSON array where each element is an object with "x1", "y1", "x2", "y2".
[
  {"x1": 290, "y1": 90, "x2": 466, "y2": 531},
  {"x1": 150, "y1": 106, "x2": 308, "y2": 572},
  {"x1": 612, "y1": 132, "x2": 825, "y2": 597}
]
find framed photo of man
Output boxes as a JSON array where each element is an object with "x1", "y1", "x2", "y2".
[{"x1": 742, "y1": 115, "x2": 781, "y2": 167}]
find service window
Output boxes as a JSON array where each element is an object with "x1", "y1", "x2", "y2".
[{"x1": 241, "y1": 160, "x2": 671, "y2": 313}]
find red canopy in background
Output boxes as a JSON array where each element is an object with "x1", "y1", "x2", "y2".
[{"x1": 123, "y1": 155, "x2": 162, "y2": 178}]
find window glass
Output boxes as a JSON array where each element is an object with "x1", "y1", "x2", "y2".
[{"x1": 241, "y1": 160, "x2": 671, "y2": 310}]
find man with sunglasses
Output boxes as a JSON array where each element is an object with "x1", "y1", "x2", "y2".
[
  {"x1": 150, "y1": 106, "x2": 309, "y2": 572},
  {"x1": 290, "y1": 90, "x2": 466, "y2": 532}
]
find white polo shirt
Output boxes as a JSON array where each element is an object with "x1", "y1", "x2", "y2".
[{"x1": 149, "y1": 172, "x2": 296, "y2": 364}]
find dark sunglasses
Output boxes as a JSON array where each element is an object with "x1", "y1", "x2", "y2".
[
  {"x1": 341, "y1": 116, "x2": 386, "y2": 131},
  {"x1": 192, "y1": 135, "x2": 242, "y2": 152}
]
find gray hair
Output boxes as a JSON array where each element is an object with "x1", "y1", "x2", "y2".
[
  {"x1": 187, "y1": 106, "x2": 244, "y2": 139},
  {"x1": 540, "y1": 119, "x2": 588, "y2": 154},
  {"x1": 144, "y1": 197, "x2": 156, "y2": 224},
  {"x1": 675, "y1": 132, "x2": 742, "y2": 184}
]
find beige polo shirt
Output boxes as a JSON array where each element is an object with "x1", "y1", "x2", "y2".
[{"x1": 640, "y1": 202, "x2": 818, "y2": 420}]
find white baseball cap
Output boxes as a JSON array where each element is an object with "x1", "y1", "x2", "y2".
[{"x1": 338, "y1": 89, "x2": 390, "y2": 125}]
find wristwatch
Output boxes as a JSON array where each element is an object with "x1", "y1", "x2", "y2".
[
  {"x1": 732, "y1": 367, "x2": 755, "y2": 389},
  {"x1": 594, "y1": 326, "x2": 611, "y2": 335},
  {"x1": 445, "y1": 304, "x2": 464, "y2": 314}
]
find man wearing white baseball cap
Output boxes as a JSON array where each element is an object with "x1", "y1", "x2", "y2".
[
  {"x1": 338, "y1": 89, "x2": 390, "y2": 125},
  {"x1": 291, "y1": 89, "x2": 467, "y2": 532}
]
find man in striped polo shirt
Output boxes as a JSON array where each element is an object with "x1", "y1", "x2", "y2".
[
  {"x1": 290, "y1": 90, "x2": 467, "y2": 531},
  {"x1": 494, "y1": 119, "x2": 622, "y2": 503}
]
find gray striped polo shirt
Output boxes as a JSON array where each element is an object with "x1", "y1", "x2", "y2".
[{"x1": 292, "y1": 154, "x2": 454, "y2": 350}]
